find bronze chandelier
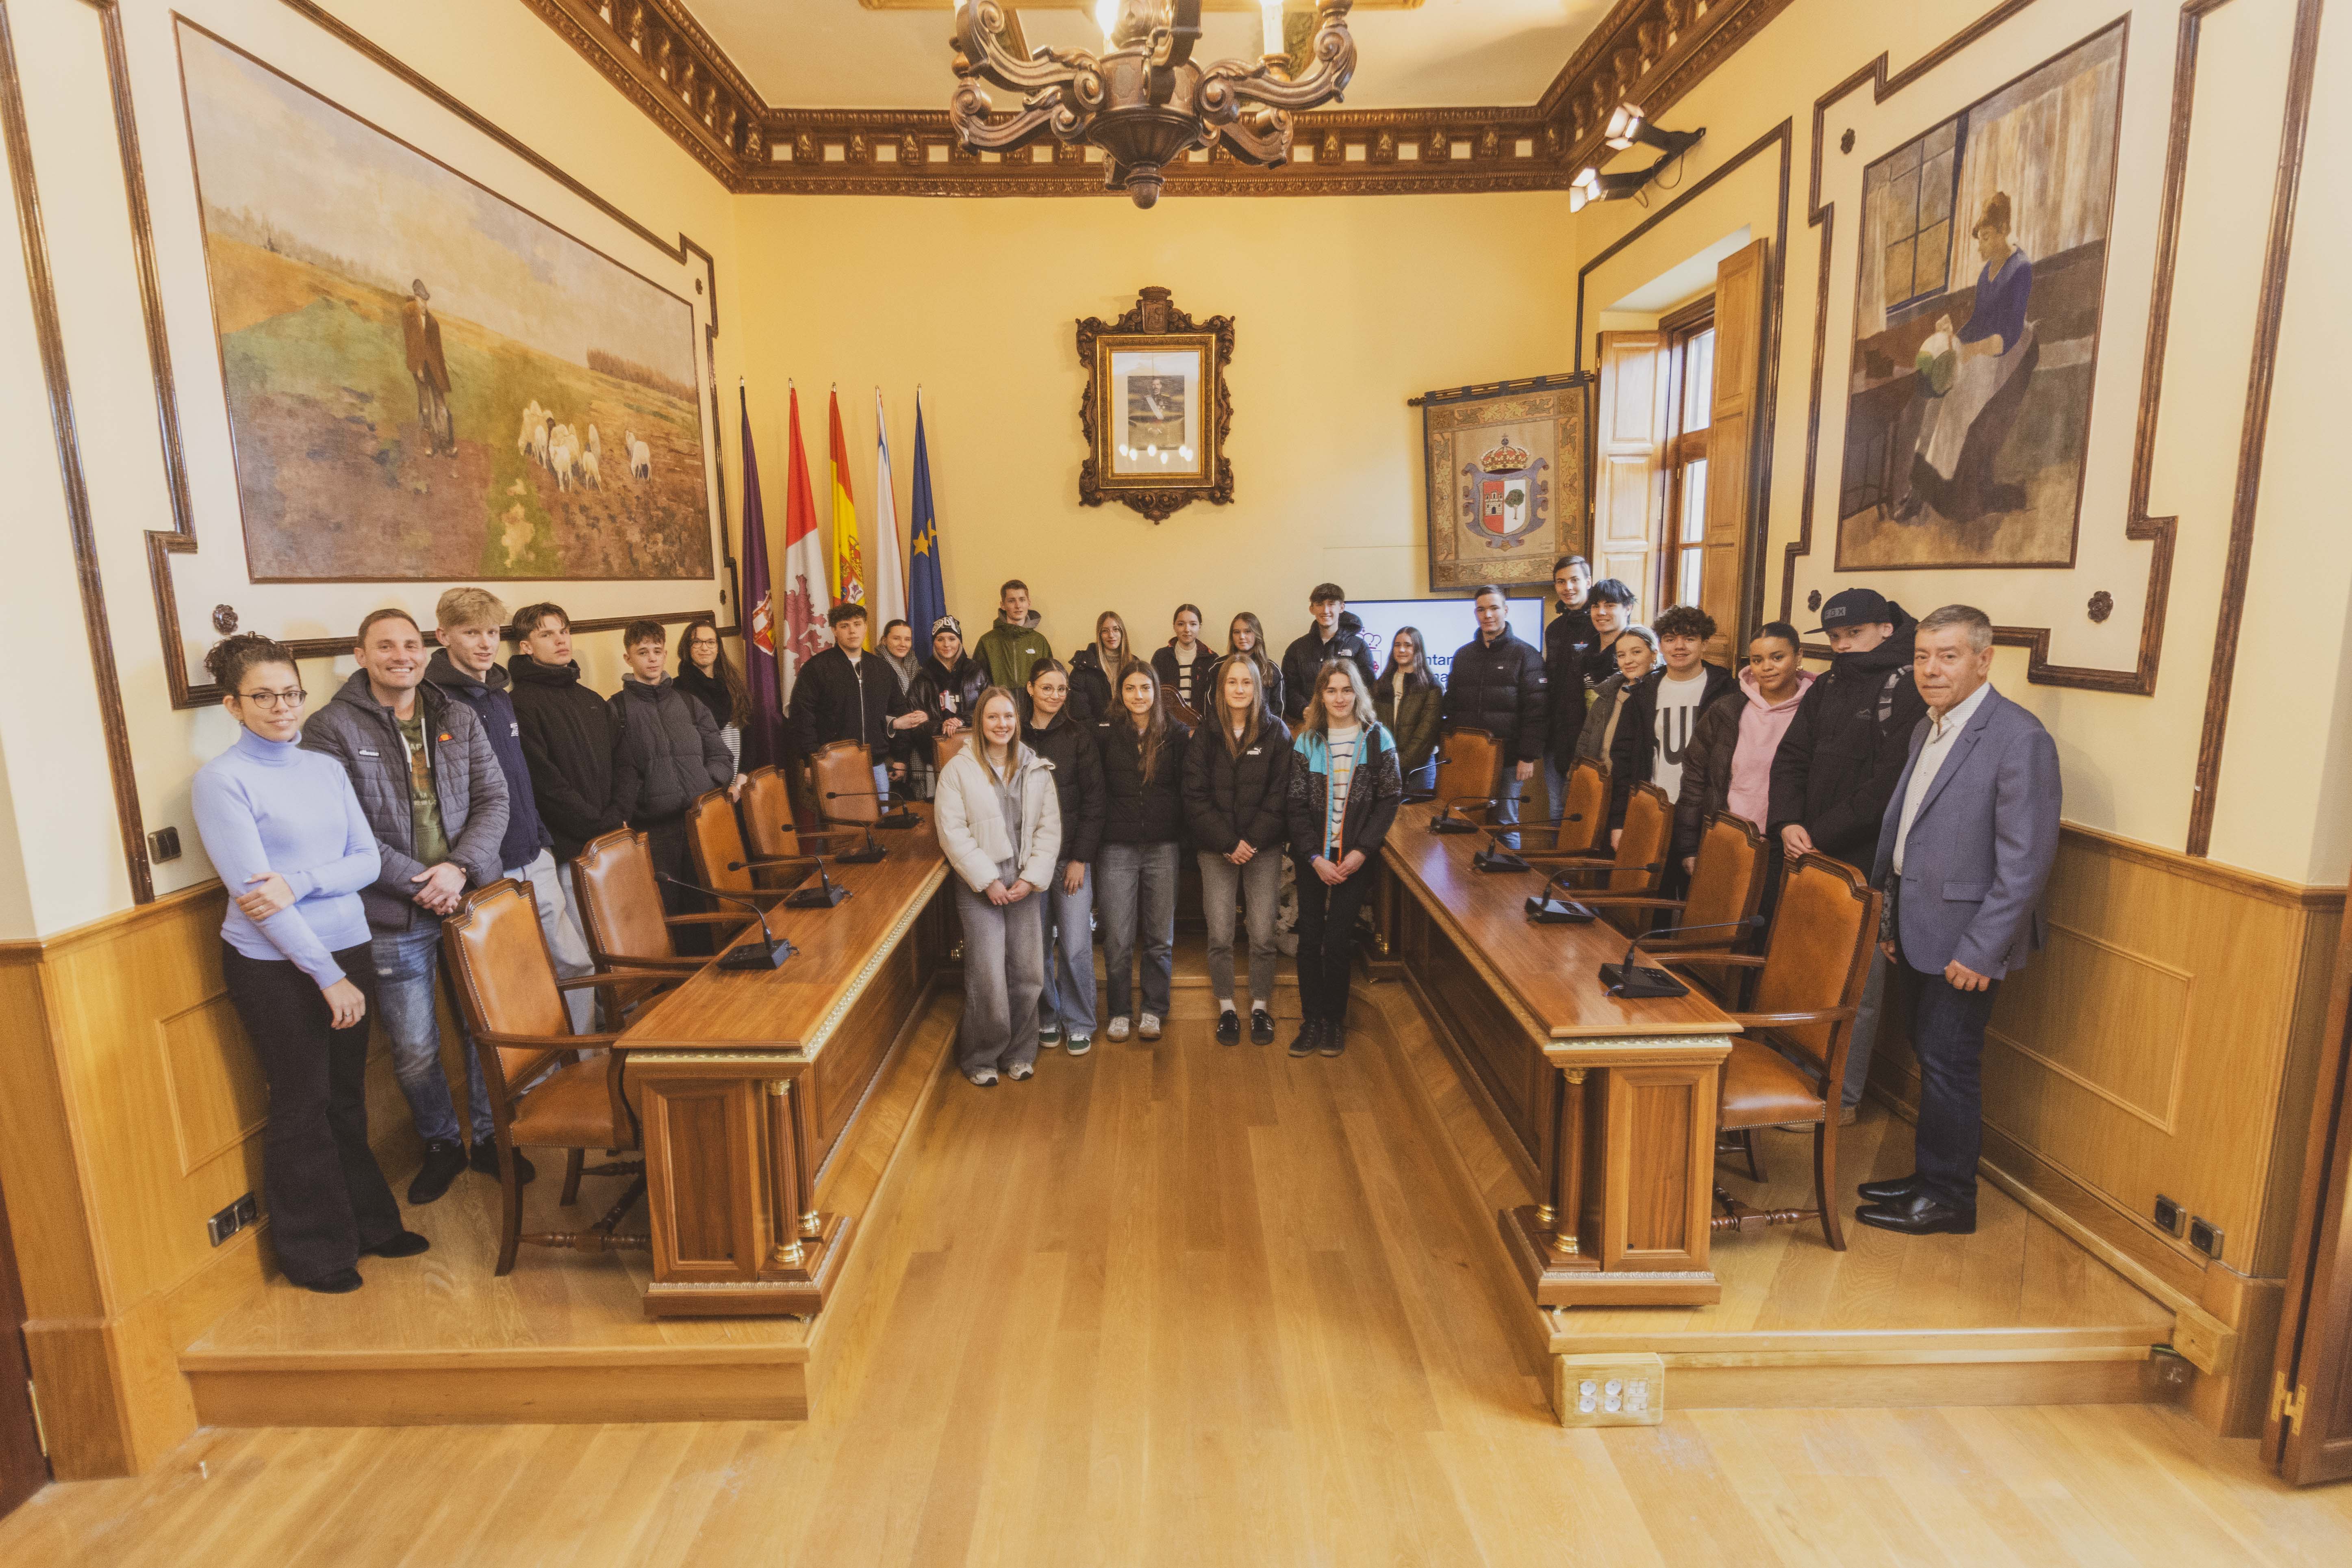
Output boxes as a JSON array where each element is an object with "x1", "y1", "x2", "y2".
[{"x1": 948, "y1": 1, "x2": 1359, "y2": 208}]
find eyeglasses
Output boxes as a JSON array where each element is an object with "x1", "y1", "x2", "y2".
[{"x1": 236, "y1": 688, "x2": 306, "y2": 709}]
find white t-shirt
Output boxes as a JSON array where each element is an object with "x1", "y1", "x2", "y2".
[{"x1": 1651, "y1": 670, "x2": 1711, "y2": 803}]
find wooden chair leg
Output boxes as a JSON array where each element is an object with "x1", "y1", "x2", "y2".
[
  {"x1": 1744, "y1": 1129, "x2": 1765, "y2": 1184},
  {"x1": 1814, "y1": 1118, "x2": 1845, "y2": 1252},
  {"x1": 560, "y1": 1148, "x2": 584, "y2": 1207},
  {"x1": 494, "y1": 1136, "x2": 524, "y2": 1276}
]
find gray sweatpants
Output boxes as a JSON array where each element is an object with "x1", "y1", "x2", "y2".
[
  {"x1": 956, "y1": 879, "x2": 1045, "y2": 1076},
  {"x1": 1198, "y1": 849, "x2": 1283, "y2": 1006}
]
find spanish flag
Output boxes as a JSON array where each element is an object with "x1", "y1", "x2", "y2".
[{"x1": 827, "y1": 387, "x2": 864, "y2": 609}]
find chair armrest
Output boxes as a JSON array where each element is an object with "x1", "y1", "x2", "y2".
[
  {"x1": 474, "y1": 1028, "x2": 623, "y2": 1050},
  {"x1": 664, "y1": 912, "x2": 753, "y2": 925},
  {"x1": 558, "y1": 968, "x2": 687, "y2": 991},
  {"x1": 590, "y1": 951, "x2": 707, "y2": 974},
  {"x1": 1571, "y1": 895, "x2": 1689, "y2": 910},
  {"x1": 1727, "y1": 1006, "x2": 1857, "y2": 1029},
  {"x1": 1658, "y1": 953, "x2": 1768, "y2": 970}
]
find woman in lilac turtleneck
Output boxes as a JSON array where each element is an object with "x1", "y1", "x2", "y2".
[{"x1": 191, "y1": 633, "x2": 425, "y2": 1294}]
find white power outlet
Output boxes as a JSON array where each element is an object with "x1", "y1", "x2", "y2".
[{"x1": 1555, "y1": 1351, "x2": 1665, "y2": 1427}]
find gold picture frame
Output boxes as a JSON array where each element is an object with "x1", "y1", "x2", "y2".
[{"x1": 1077, "y1": 286, "x2": 1234, "y2": 523}]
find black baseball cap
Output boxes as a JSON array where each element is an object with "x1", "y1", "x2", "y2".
[{"x1": 1811, "y1": 587, "x2": 1893, "y2": 635}]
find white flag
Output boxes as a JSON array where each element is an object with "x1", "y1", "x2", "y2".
[{"x1": 869, "y1": 390, "x2": 909, "y2": 632}]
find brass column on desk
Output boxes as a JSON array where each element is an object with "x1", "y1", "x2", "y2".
[
  {"x1": 1380, "y1": 801, "x2": 1734, "y2": 1307},
  {"x1": 616, "y1": 808, "x2": 950, "y2": 1318}
]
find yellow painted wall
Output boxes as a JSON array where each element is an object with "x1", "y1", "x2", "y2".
[{"x1": 732, "y1": 192, "x2": 1576, "y2": 661}]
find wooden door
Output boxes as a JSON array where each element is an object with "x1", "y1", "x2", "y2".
[
  {"x1": 1701, "y1": 238, "x2": 1770, "y2": 663},
  {"x1": 0, "y1": 1182, "x2": 48, "y2": 1519},
  {"x1": 2267, "y1": 890, "x2": 2352, "y2": 1483},
  {"x1": 1592, "y1": 331, "x2": 1668, "y2": 606}
]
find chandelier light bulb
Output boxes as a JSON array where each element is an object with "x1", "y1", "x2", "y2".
[
  {"x1": 1261, "y1": 1, "x2": 1286, "y2": 56},
  {"x1": 1096, "y1": 0, "x2": 1121, "y2": 50}
]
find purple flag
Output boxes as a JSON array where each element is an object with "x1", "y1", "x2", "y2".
[{"x1": 736, "y1": 386, "x2": 786, "y2": 772}]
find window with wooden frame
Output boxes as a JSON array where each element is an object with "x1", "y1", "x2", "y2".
[{"x1": 1659, "y1": 297, "x2": 1718, "y2": 615}]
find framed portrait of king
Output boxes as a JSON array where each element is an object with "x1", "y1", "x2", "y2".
[
  {"x1": 1077, "y1": 287, "x2": 1234, "y2": 523},
  {"x1": 1416, "y1": 373, "x2": 1591, "y2": 592}
]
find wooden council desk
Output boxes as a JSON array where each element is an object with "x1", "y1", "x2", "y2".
[
  {"x1": 1377, "y1": 802, "x2": 1735, "y2": 1306},
  {"x1": 615, "y1": 806, "x2": 950, "y2": 1318}
]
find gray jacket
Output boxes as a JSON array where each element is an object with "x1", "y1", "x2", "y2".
[
  {"x1": 1575, "y1": 672, "x2": 1631, "y2": 762},
  {"x1": 301, "y1": 670, "x2": 510, "y2": 931},
  {"x1": 1870, "y1": 685, "x2": 2059, "y2": 979}
]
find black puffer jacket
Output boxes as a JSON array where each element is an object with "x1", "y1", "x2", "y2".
[
  {"x1": 508, "y1": 655, "x2": 625, "y2": 861},
  {"x1": 1609, "y1": 662, "x2": 1741, "y2": 825},
  {"x1": 1767, "y1": 608, "x2": 1927, "y2": 864},
  {"x1": 1279, "y1": 614, "x2": 1378, "y2": 724},
  {"x1": 1544, "y1": 604, "x2": 1600, "y2": 761},
  {"x1": 1095, "y1": 716, "x2": 1191, "y2": 845},
  {"x1": 1023, "y1": 712, "x2": 1106, "y2": 865},
  {"x1": 1182, "y1": 714, "x2": 1294, "y2": 855},
  {"x1": 787, "y1": 646, "x2": 912, "y2": 759},
  {"x1": 299, "y1": 671, "x2": 508, "y2": 931},
  {"x1": 1204, "y1": 651, "x2": 1284, "y2": 721},
  {"x1": 903, "y1": 653, "x2": 989, "y2": 755},
  {"x1": 609, "y1": 677, "x2": 732, "y2": 825},
  {"x1": 1284, "y1": 723, "x2": 1403, "y2": 861},
  {"x1": 1441, "y1": 626, "x2": 1548, "y2": 762},
  {"x1": 1067, "y1": 645, "x2": 1124, "y2": 726},
  {"x1": 1150, "y1": 642, "x2": 1219, "y2": 714}
]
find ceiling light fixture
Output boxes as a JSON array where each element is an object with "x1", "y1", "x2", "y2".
[
  {"x1": 948, "y1": 0, "x2": 1359, "y2": 209},
  {"x1": 1571, "y1": 107, "x2": 1705, "y2": 213},
  {"x1": 1568, "y1": 165, "x2": 1645, "y2": 213}
]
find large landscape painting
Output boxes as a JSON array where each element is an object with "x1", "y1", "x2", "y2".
[
  {"x1": 179, "y1": 25, "x2": 713, "y2": 582},
  {"x1": 1835, "y1": 22, "x2": 2124, "y2": 570}
]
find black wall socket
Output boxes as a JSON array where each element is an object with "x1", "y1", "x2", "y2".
[
  {"x1": 2152, "y1": 1194, "x2": 2183, "y2": 1235},
  {"x1": 2188, "y1": 1216, "x2": 2224, "y2": 1260}
]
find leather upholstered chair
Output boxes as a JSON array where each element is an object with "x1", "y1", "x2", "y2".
[
  {"x1": 440, "y1": 879, "x2": 669, "y2": 1274},
  {"x1": 1661, "y1": 852, "x2": 1881, "y2": 1251},
  {"x1": 1519, "y1": 781, "x2": 1673, "y2": 917},
  {"x1": 931, "y1": 730, "x2": 967, "y2": 778},
  {"x1": 570, "y1": 828, "x2": 742, "y2": 979},
  {"x1": 1430, "y1": 727, "x2": 1504, "y2": 818},
  {"x1": 811, "y1": 739, "x2": 883, "y2": 825},
  {"x1": 1576, "y1": 812, "x2": 1770, "y2": 967},
  {"x1": 686, "y1": 788, "x2": 813, "y2": 902},
  {"x1": 1508, "y1": 756, "x2": 1611, "y2": 853}
]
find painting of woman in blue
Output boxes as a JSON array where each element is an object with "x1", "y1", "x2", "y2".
[{"x1": 1893, "y1": 191, "x2": 2040, "y2": 525}]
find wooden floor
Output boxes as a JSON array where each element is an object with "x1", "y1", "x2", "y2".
[{"x1": 13, "y1": 949, "x2": 2341, "y2": 1561}]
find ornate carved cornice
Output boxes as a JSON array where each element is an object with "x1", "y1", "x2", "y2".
[{"x1": 524, "y1": 0, "x2": 1792, "y2": 197}]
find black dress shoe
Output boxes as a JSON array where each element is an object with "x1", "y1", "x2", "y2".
[
  {"x1": 1288, "y1": 1019, "x2": 1323, "y2": 1058},
  {"x1": 361, "y1": 1230, "x2": 430, "y2": 1259},
  {"x1": 1216, "y1": 1009, "x2": 1241, "y2": 1045},
  {"x1": 408, "y1": 1139, "x2": 467, "y2": 1205},
  {"x1": 1857, "y1": 1173, "x2": 1924, "y2": 1203},
  {"x1": 1855, "y1": 1190, "x2": 1976, "y2": 1236},
  {"x1": 300, "y1": 1268, "x2": 364, "y2": 1295},
  {"x1": 469, "y1": 1140, "x2": 536, "y2": 1184},
  {"x1": 1250, "y1": 1008, "x2": 1275, "y2": 1046}
]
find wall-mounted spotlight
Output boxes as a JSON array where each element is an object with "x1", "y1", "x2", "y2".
[
  {"x1": 1568, "y1": 165, "x2": 1649, "y2": 213},
  {"x1": 1604, "y1": 104, "x2": 1705, "y2": 159}
]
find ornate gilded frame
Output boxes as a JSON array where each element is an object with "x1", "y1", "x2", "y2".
[
  {"x1": 1077, "y1": 286, "x2": 1234, "y2": 523},
  {"x1": 1412, "y1": 372, "x2": 1591, "y2": 592}
]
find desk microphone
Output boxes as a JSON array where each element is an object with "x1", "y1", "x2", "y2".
[
  {"x1": 821, "y1": 788, "x2": 919, "y2": 829},
  {"x1": 1428, "y1": 793, "x2": 1505, "y2": 836},
  {"x1": 1477, "y1": 812, "x2": 1586, "y2": 875},
  {"x1": 1526, "y1": 865, "x2": 1600, "y2": 923},
  {"x1": 658, "y1": 875, "x2": 797, "y2": 970},
  {"x1": 1599, "y1": 916, "x2": 1764, "y2": 999}
]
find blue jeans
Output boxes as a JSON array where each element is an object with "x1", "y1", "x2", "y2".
[
  {"x1": 371, "y1": 920, "x2": 493, "y2": 1146},
  {"x1": 1037, "y1": 863, "x2": 1099, "y2": 1037},
  {"x1": 1840, "y1": 950, "x2": 1889, "y2": 1110},
  {"x1": 1542, "y1": 756, "x2": 1570, "y2": 827},
  {"x1": 1098, "y1": 841, "x2": 1177, "y2": 1019},
  {"x1": 1491, "y1": 772, "x2": 1526, "y2": 849}
]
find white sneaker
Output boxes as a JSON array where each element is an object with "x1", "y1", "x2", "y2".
[
  {"x1": 1066, "y1": 1034, "x2": 1093, "y2": 1057},
  {"x1": 1138, "y1": 1012, "x2": 1162, "y2": 1041},
  {"x1": 1006, "y1": 1062, "x2": 1034, "y2": 1082},
  {"x1": 1107, "y1": 1016, "x2": 1131, "y2": 1042}
]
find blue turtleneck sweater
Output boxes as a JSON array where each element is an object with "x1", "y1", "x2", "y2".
[{"x1": 191, "y1": 727, "x2": 380, "y2": 986}]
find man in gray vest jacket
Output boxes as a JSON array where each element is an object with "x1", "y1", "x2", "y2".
[{"x1": 302, "y1": 608, "x2": 522, "y2": 1205}]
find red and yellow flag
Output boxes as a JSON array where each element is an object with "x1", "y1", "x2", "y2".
[{"x1": 827, "y1": 389, "x2": 864, "y2": 608}]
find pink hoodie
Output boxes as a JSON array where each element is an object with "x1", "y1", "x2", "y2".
[{"x1": 1724, "y1": 665, "x2": 1813, "y2": 829}]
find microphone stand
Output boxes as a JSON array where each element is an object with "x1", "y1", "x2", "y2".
[
  {"x1": 1427, "y1": 793, "x2": 1504, "y2": 836},
  {"x1": 1599, "y1": 917, "x2": 1766, "y2": 999},
  {"x1": 1472, "y1": 823, "x2": 1533, "y2": 874},
  {"x1": 659, "y1": 875, "x2": 797, "y2": 970},
  {"x1": 821, "y1": 788, "x2": 918, "y2": 829},
  {"x1": 1525, "y1": 867, "x2": 1598, "y2": 924}
]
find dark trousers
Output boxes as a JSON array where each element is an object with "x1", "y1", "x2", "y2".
[
  {"x1": 642, "y1": 814, "x2": 709, "y2": 954},
  {"x1": 220, "y1": 941, "x2": 403, "y2": 1285},
  {"x1": 1293, "y1": 855, "x2": 1373, "y2": 1025},
  {"x1": 1905, "y1": 950, "x2": 2000, "y2": 1210}
]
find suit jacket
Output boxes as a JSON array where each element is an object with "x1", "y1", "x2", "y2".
[{"x1": 1870, "y1": 685, "x2": 2059, "y2": 979}]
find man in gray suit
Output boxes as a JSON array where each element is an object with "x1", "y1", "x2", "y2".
[{"x1": 1856, "y1": 604, "x2": 2060, "y2": 1236}]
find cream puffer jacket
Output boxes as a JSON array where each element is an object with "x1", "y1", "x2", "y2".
[{"x1": 933, "y1": 739, "x2": 1062, "y2": 894}]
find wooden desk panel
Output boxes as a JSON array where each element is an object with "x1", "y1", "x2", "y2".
[
  {"x1": 619, "y1": 808, "x2": 950, "y2": 1317},
  {"x1": 1381, "y1": 802, "x2": 1732, "y2": 1307}
]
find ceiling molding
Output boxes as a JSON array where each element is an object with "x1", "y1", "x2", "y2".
[{"x1": 525, "y1": 0, "x2": 1792, "y2": 196}]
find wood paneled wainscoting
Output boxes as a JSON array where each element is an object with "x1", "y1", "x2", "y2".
[
  {"x1": 0, "y1": 888, "x2": 429, "y2": 1477},
  {"x1": 1869, "y1": 824, "x2": 2345, "y2": 1436}
]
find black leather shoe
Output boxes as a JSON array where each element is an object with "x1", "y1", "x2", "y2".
[
  {"x1": 1250, "y1": 1008, "x2": 1275, "y2": 1046},
  {"x1": 1288, "y1": 1020, "x2": 1322, "y2": 1058},
  {"x1": 1216, "y1": 1009, "x2": 1241, "y2": 1045},
  {"x1": 1319, "y1": 1019, "x2": 1346, "y2": 1058},
  {"x1": 361, "y1": 1230, "x2": 431, "y2": 1259},
  {"x1": 300, "y1": 1268, "x2": 364, "y2": 1295},
  {"x1": 1855, "y1": 1190, "x2": 1976, "y2": 1236},
  {"x1": 1857, "y1": 1173, "x2": 1924, "y2": 1203},
  {"x1": 407, "y1": 1139, "x2": 466, "y2": 1205},
  {"x1": 469, "y1": 1139, "x2": 536, "y2": 1184}
]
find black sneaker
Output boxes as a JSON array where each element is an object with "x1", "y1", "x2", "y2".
[
  {"x1": 1215, "y1": 1009, "x2": 1240, "y2": 1045},
  {"x1": 1320, "y1": 1019, "x2": 1346, "y2": 1058},
  {"x1": 1288, "y1": 1019, "x2": 1322, "y2": 1058},
  {"x1": 361, "y1": 1230, "x2": 431, "y2": 1259},
  {"x1": 408, "y1": 1139, "x2": 467, "y2": 1205},
  {"x1": 469, "y1": 1139, "x2": 536, "y2": 1184},
  {"x1": 1250, "y1": 1008, "x2": 1275, "y2": 1046}
]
